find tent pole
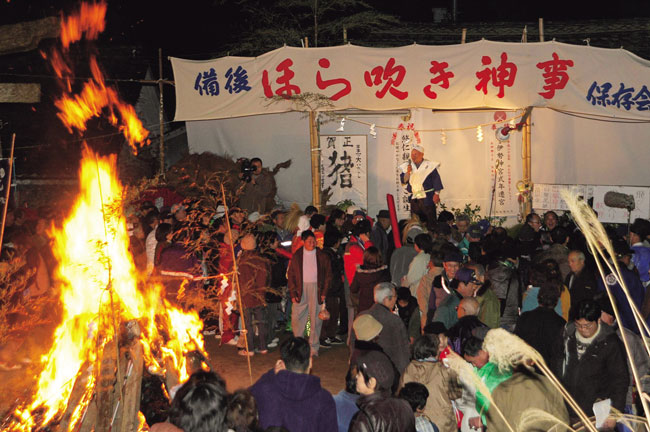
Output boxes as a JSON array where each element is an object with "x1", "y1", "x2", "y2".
[
  {"x1": 522, "y1": 110, "x2": 533, "y2": 216},
  {"x1": 309, "y1": 111, "x2": 321, "y2": 210}
]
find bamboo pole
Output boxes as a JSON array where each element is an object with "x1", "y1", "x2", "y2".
[
  {"x1": 220, "y1": 183, "x2": 253, "y2": 385},
  {"x1": 461, "y1": 28, "x2": 467, "y2": 44},
  {"x1": 158, "y1": 48, "x2": 165, "y2": 177},
  {"x1": 309, "y1": 111, "x2": 321, "y2": 210},
  {"x1": 0, "y1": 133, "x2": 15, "y2": 255},
  {"x1": 520, "y1": 112, "x2": 533, "y2": 217},
  {"x1": 539, "y1": 18, "x2": 545, "y2": 42}
]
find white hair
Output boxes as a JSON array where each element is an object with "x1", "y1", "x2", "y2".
[
  {"x1": 374, "y1": 282, "x2": 396, "y2": 304},
  {"x1": 569, "y1": 250, "x2": 585, "y2": 261}
]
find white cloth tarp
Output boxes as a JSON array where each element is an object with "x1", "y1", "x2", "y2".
[
  {"x1": 531, "y1": 108, "x2": 650, "y2": 186},
  {"x1": 186, "y1": 109, "x2": 523, "y2": 218},
  {"x1": 172, "y1": 41, "x2": 650, "y2": 121}
]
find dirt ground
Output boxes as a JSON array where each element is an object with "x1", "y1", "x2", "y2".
[
  {"x1": 0, "y1": 325, "x2": 350, "y2": 423},
  {"x1": 206, "y1": 331, "x2": 350, "y2": 395}
]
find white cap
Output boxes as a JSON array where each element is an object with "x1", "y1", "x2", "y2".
[
  {"x1": 412, "y1": 144, "x2": 424, "y2": 153},
  {"x1": 248, "y1": 211, "x2": 261, "y2": 222}
]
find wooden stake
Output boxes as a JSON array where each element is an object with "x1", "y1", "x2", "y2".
[
  {"x1": 117, "y1": 341, "x2": 144, "y2": 432},
  {"x1": 220, "y1": 183, "x2": 253, "y2": 385},
  {"x1": 343, "y1": 27, "x2": 347, "y2": 44},
  {"x1": 539, "y1": 18, "x2": 545, "y2": 42},
  {"x1": 461, "y1": 28, "x2": 467, "y2": 44},
  {"x1": 522, "y1": 25, "x2": 528, "y2": 43},
  {"x1": 0, "y1": 133, "x2": 15, "y2": 256}
]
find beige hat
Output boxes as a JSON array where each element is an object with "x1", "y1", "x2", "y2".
[{"x1": 353, "y1": 314, "x2": 383, "y2": 341}]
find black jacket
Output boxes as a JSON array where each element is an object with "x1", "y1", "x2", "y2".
[
  {"x1": 350, "y1": 265, "x2": 391, "y2": 313},
  {"x1": 322, "y1": 246, "x2": 344, "y2": 298},
  {"x1": 348, "y1": 392, "x2": 415, "y2": 432},
  {"x1": 556, "y1": 322, "x2": 629, "y2": 416},
  {"x1": 564, "y1": 267, "x2": 597, "y2": 320},
  {"x1": 515, "y1": 306, "x2": 566, "y2": 366}
]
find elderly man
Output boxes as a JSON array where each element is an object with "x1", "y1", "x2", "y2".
[
  {"x1": 446, "y1": 297, "x2": 489, "y2": 355},
  {"x1": 359, "y1": 282, "x2": 410, "y2": 375},
  {"x1": 400, "y1": 145, "x2": 443, "y2": 228},
  {"x1": 565, "y1": 250, "x2": 597, "y2": 319}
]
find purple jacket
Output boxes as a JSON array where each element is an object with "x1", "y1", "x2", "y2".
[{"x1": 250, "y1": 369, "x2": 337, "y2": 432}]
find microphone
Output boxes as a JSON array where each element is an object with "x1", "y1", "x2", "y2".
[{"x1": 604, "y1": 191, "x2": 635, "y2": 211}]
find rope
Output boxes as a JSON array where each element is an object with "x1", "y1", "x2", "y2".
[{"x1": 344, "y1": 112, "x2": 525, "y2": 132}]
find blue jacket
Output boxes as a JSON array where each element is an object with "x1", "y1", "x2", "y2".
[
  {"x1": 333, "y1": 390, "x2": 360, "y2": 432},
  {"x1": 250, "y1": 369, "x2": 337, "y2": 432},
  {"x1": 631, "y1": 243, "x2": 650, "y2": 283},
  {"x1": 597, "y1": 265, "x2": 646, "y2": 334}
]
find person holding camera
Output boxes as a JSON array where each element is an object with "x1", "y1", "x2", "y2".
[{"x1": 239, "y1": 157, "x2": 274, "y2": 214}]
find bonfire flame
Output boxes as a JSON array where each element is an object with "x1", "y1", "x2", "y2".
[
  {"x1": 11, "y1": 148, "x2": 206, "y2": 431},
  {"x1": 9, "y1": 3, "x2": 204, "y2": 430},
  {"x1": 60, "y1": 2, "x2": 107, "y2": 49},
  {"x1": 52, "y1": 1, "x2": 150, "y2": 154}
]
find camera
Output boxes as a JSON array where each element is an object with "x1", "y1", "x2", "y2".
[{"x1": 238, "y1": 158, "x2": 256, "y2": 183}]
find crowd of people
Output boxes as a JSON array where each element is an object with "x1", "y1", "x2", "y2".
[
  {"x1": 3, "y1": 159, "x2": 650, "y2": 431},
  {"x1": 135, "y1": 192, "x2": 649, "y2": 431}
]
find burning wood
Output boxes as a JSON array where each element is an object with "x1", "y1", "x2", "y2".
[
  {"x1": 3, "y1": 148, "x2": 207, "y2": 432},
  {"x1": 2, "y1": 3, "x2": 208, "y2": 431}
]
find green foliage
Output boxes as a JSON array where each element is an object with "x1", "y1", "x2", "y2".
[
  {"x1": 335, "y1": 199, "x2": 356, "y2": 212},
  {"x1": 438, "y1": 202, "x2": 507, "y2": 227}
]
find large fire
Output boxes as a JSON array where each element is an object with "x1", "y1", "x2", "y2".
[
  {"x1": 7, "y1": 2, "x2": 206, "y2": 431},
  {"x1": 50, "y1": 1, "x2": 150, "y2": 154},
  {"x1": 10, "y1": 148, "x2": 206, "y2": 431}
]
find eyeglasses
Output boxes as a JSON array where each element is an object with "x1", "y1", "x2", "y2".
[{"x1": 575, "y1": 322, "x2": 597, "y2": 330}]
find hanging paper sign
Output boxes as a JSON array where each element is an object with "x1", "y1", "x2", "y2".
[
  {"x1": 393, "y1": 128, "x2": 413, "y2": 219},
  {"x1": 488, "y1": 115, "x2": 518, "y2": 216},
  {"x1": 320, "y1": 135, "x2": 367, "y2": 208},
  {"x1": 533, "y1": 184, "x2": 594, "y2": 211}
]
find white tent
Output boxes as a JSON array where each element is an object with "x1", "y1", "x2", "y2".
[{"x1": 172, "y1": 41, "x2": 650, "y2": 220}]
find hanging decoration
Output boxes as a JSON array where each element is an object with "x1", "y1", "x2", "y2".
[
  {"x1": 477, "y1": 125, "x2": 484, "y2": 142},
  {"x1": 441, "y1": 131, "x2": 447, "y2": 145},
  {"x1": 369, "y1": 123, "x2": 377, "y2": 138},
  {"x1": 336, "y1": 117, "x2": 346, "y2": 132}
]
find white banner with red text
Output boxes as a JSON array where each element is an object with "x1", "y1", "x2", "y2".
[{"x1": 171, "y1": 40, "x2": 650, "y2": 121}]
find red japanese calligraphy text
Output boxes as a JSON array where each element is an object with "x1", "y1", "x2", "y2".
[{"x1": 316, "y1": 58, "x2": 351, "y2": 101}]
